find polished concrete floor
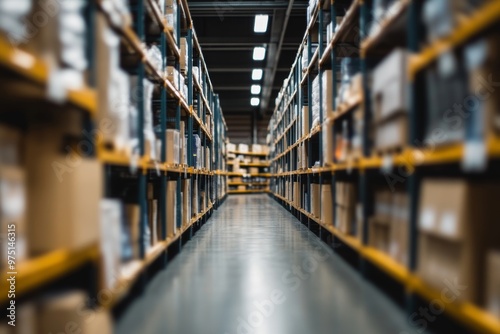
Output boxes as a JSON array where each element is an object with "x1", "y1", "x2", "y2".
[{"x1": 116, "y1": 194, "x2": 414, "y2": 334}]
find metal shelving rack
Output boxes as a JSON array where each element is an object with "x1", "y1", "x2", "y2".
[
  {"x1": 268, "y1": 1, "x2": 500, "y2": 333},
  {"x1": 0, "y1": 0, "x2": 227, "y2": 309},
  {"x1": 226, "y1": 149, "x2": 271, "y2": 194}
]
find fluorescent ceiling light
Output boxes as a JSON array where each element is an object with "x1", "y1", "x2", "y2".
[
  {"x1": 252, "y1": 69, "x2": 263, "y2": 80},
  {"x1": 251, "y1": 85, "x2": 261, "y2": 95},
  {"x1": 253, "y1": 47, "x2": 266, "y2": 61},
  {"x1": 251, "y1": 97, "x2": 260, "y2": 106},
  {"x1": 254, "y1": 15, "x2": 269, "y2": 33}
]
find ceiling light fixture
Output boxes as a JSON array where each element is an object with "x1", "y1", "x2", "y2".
[
  {"x1": 251, "y1": 97, "x2": 260, "y2": 106},
  {"x1": 253, "y1": 47, "x2": 266, "y2": 61},
  {"x1": 254, "y1": 15, "x2": 269, "y2": 33},
  {"x1": 252, "y1": 69, "x2": 263, "y2": 80},
  {"x1": 251, "y1": 85, "x2": 261, "y2": 95}
]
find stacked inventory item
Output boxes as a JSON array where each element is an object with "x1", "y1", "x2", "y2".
[{"x1": 227, "y1": 143, "x2": 271, "y2": 194}]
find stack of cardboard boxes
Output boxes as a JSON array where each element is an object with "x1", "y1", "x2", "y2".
[
  {"x1": 335, "y1": 182, "x2": 357, "y2": 235},
  {"x1": 368, "y1": 189, "x2": 409, "y2": 267},
  {"x1": 371, "y1": 49, "x2": 408, "y2": 153},
  {"x1": 417, "y1": 179, "x2": 500, "y2": 308}
]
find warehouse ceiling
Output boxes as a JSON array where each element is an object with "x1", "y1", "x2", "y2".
[{"x1": 190, "y1": 0, "x2": 308, "y2": 118}]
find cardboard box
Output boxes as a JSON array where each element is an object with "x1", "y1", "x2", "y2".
[
  {"x1": 237, "y1": 185, "x2": 246, "y2": 191},
  {"x1": 180, "y1": 37, "x2": 187, "y2": 72},
  {"x1": 293, "y1": 182, "x2": 300, "y2": 207},
  {"x1": 227, "y1": 143, "x2": 236, "y2": 152},
  {"x1": 25, "y1": 128, "x2": 102, "y2": 255},
  {"x1": 39, "y1": 292, "x2": 113, "y2": 334},
  {"x1": 0, "y1": 166, "x2": 27, "y2": 268},
  {"x1": 302, "y1": 106, "x2": 310, "y2": 136},
  {"x1": 356, "y1": 203, "x2": 364, "y2": 242},
  {"x1": 165, "y1": 129, "x2": 180, "y2": 165},
  {"x1": 99, "y1": 199, "x2": 122, "y2": 290},
  {"x1": 238, "y1": 144, "x2": 249, "y2": 153},
  {"x1": 322, "y1": 118, "x2": 334, "y2": 165},
  {"x1": 368, "y1": 217, "x2": 391, "y2": 254},
  {"x1": 374, "y1": 114, "x2": 408, "y2": 151},
  {"x1": 336, "y1": 181, "x2": 357, "y2": 208},
  {"x1": 167, "y1": 180, "x2": 177, "y2": 237},
  {"x1": 0, "y1": 125, "x2": 22, "y2": 165},
  {"x1": 149, "y1": 200, "x2": 158, "y2": 244},
  {"x1": 182, "y1": 180, "x2": 191, "y2": 226},
  {"x1": 321, "y1": 184, "x2": 333, "y2": 225},
  {"x1": 311, "y1": 184, "x2": 321, "y2": 218},
  {"x1": 322, "y1": 70, "x2": 334, "y2": 120},
  {"x1": 486, "y1": 251, "x2": 500, "y2": 318},
  {"x1": 417, "y1": 180, "x2": 500, "y2": 304},
  {"x1": 125, "y1": 204, "x2": 140, "y2": 259},
  {"x1": 249, "y1": 167, "x2": 259, "y2": 175},
  {"x1": 205, "y1": 147, "x2": 211, "y2": 170},
  {"x1": 389, "y1": 193, "x2": 409, "y2": 266},
  {"x1": 372, "y1": 49, "x2": 408, "y2": 123},
  {"x1": 251, "y1": 144, "x2": 262, "y2": 153},
  {"x1": 192, "y1": 178, "x2": 199, "y2": 216},
  {"x1": 373, "y1": 190, "x2": 392, "y2": 224}
]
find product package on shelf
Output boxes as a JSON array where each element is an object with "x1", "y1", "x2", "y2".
[
  {"x1": 25, "y1": 127, "x2": 102, "y2": 256},
  {"x1": 147, "y1": 44, "x2": 163, "y2": 74},
  {"x1": 486, "y1": 251, "x2": 500, "y2": 318},
  {"x1": 335, "y1": 182, "x2": 358, "y2": 236},
  {"x1": 368, "y1": 188, "x2": 410, "y2": 266},
  {"x1": 182, "y1": 179, "x2": 191, "y2": 226},
  {"x1": 311, "y1": 183, "x2": 321, "y2": 218},
  {"x1": 165, "y1": 0, "x2": 178, "y2": 41},
  {"x1": 166, "y1": 180, "x2": 177, "y2": 237},
  {"x1": 25, "y1": 0, "x2": 88, "y2": 93},
  {"x1": 462, "y1": 33, "x2": 500, "y2": 153},
  {"x1": 180, "y1": 37, "x2": 188, "y2": 74},
  {"x1": 322, "y1": 118, "x2": 334, "y2": 165},
  {"x1": 424, "y1": 52, "x2": 470, "y2": 146},
  {"x1": 0, "y1": 0, "x2": 32, "y2": 44},
  {"x1": 192, "y1": 134, "x2": 201, "y2": 168},
  {"x1": 337, "y1": 58, "x2": 361, "y2": 108},
  {"x1": 417, "y1": 179, "x2": 500, "y2": 304},
  {"x1": 165, "y1": 129, "x2": 180, "y2": 165},
  {"x1": 238, "y1": 143, "x2": 249, "y2": 153},
  {"x1": 96, "y1": 14, "x2": 132, "y2": 155},
  {"x1": 99, "y1": 199, "x2": 123, "y2": 290},
  {"x1": 311, "y1": 76, "x2": 320, "y2": 128},
  {"x1": 321, "y1": 70, "x2": 334, "y2": 120},
  {"x1": 147, "y1": 183, "x2": 158, "y2": 245},
  {"x1": 302, "y1": 106, "x2": 310, "y2": 137},
  {"x1": 129, "y1": 76, "x2": 157, "y2": 160},
  {"x1": 371, "y1": 49, "x2": 408, "y2": 153},
  {"x1": 0, "y1": 165, "x2": 27, "y2": 268},
  {"x1": 321, "y1": 184, "x2": 333, "y2": 226},
  {"x1": 125, "y1": 204, "x2": 140, "y2": 259}
]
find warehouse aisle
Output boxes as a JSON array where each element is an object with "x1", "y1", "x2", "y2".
[{"x1": 116, "y1": 194, "x2": 413, "y2": 334}]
